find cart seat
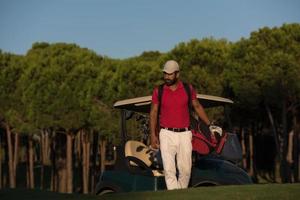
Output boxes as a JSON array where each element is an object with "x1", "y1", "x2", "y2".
[{"x1": 125, "y1": 140, "x2": 164, "y2": 177}]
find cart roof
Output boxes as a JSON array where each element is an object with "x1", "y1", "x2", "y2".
[{"x1": 114, "y1": 94, "x2": 233, "y2": 113}]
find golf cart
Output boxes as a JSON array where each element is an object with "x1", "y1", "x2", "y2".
[{"x1": 95, "y1": 94, "x2": 252, "y2": 195}]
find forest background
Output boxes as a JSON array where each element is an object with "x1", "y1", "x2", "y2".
[{"x1": 0, "y1": 23, "x2": 300, "y2": 194}]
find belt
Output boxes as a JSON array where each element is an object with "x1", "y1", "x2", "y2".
[{"x1": 161, "y1": 127, "x2": 190, "y2": 132}]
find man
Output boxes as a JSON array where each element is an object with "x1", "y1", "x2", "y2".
[{"x1": 150, "y1": 60, "x2": 211, "y2": 190}]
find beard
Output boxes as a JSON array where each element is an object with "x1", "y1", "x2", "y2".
[{"x1": 164, "y1": 77, "x2": 177, "y2": 86}]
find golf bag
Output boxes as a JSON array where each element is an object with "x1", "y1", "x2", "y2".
[{"x1": 191, "y1": 121, "x2": 242, "y2": 163}]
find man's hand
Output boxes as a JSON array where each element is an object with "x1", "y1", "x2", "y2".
[
  {"x1": 209, "y1": 125, "x2": 223, "y2": 136},
  {"x1": 150, "y1": 135, "x2": 160, "y2": 149}
]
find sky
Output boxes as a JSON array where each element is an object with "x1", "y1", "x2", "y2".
[{"x1": 0, "y1": 0, "x2": 300, "y2": 59}]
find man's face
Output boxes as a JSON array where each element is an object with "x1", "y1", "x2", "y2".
[{"x1": 163, "y1": 71, "x2": 179, "y2": 86}]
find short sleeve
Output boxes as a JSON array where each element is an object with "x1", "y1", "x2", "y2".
[
  {"x1": 190, "y1": 84, "x2": 197, "y2": 100},
  {"x1": 152, "y1": 87, "x2": 159, "y2": 104}
]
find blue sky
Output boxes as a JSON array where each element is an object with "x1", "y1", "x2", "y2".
[{"x1": 0, "y1": 0, "x2": 299, "y2": 59}]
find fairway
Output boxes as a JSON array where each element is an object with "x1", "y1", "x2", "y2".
[{"x1": 1, "y1": 184, "x2": 299, "y2": 200}]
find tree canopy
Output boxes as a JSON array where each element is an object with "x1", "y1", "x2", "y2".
[{"x1": 0, "y1": 23, "x2": 299, "y2": 141}]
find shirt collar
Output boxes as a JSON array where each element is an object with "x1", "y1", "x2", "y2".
[{"x1": 164, "y1": 80, "x2": 183, "y2": 90}]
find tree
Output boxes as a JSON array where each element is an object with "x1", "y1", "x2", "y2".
[
  {"x1": 0, "y1": 51, "x2": 25, "y2": 188},
  {"x1": 225, "y1": 23, "x2": 300, "y2": 182},
  {"x1": 21, "y1": 42, "x2": 119, "y2": 193}
]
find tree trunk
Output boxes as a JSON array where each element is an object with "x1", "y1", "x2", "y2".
[
  {"x1": 286, "y1": 130, "x2": 295, "y2": 182},
  {"x1": 40, "y1": 130, "x2": 50, "y2": 189},
  {"x1": 40, "y1": 130, "x2": 45, "y2": 189},
  {"x1": 286, "y1": 131, "x2": 294, "y2": 164},
  {"x1": 86, "y1": 139, "x2": 90, "y2": 192},
  {"x1": 266, "y1": 103, "x2": 281, "y2": 182},
  {"x1": 13, "y1": 133, "x2": 19, "y2": 185},
  {"x1": 5, "y1": 124, "x2": 15, "y2": 188},
  {"x1": 50, "y1": 132, "x2": 57, "y2": 192},
  {"x1": 74, "y1": 131, "x2": 82, "y2": 193},
  {"x1": 26, "y1": 158, "x2": 29, "y2": 187},
  {"x1": 51, "y1": 131, "x2": 68, "y2": 193},
  {"x1": 82, "y1": 130, "x2": 90, "y2": 194},
  {"x1": 249, "y1": 128, "x2": 254, "y2": 177},
  {"x1": 100, "y1": 139, "x2": 106, "y2": 173},
  {"x1": 266, "y1": 103, "x2": 280, "y2": 156},
  {"x1": 82, "y1": 131, "x2": 87, "y2": 193},
  {"x1": 91, "y1": 132, "x2": 98, "y2": 194},
  {"x1": 83, "y1": 131, "x2": 90, "y2": 194},
  {"x1": 0, "y1": 132, "x2": 2, "y2": 189},
  {"x1": 241, "y1": 128, "x2": 247, "y2": 170},
  {"x1": 56, "y1": 132, "x2": 67, "y2": 193},
  {"x1": 66, "y1": 131, "x2": 73, "y2": 193},
  {"x1": 99, "y1": 138, "x2": 117, "y2": 172},
  {"x1": 291, "y1": 107, "x2": 300, "y2": 182},
  {"x1": 280, "y1": 99, "x2": 289, "y2": 183},
  {"x1": 293, "y1": 127, "x2": 299, "y2": 182},
  {"x1": 45, "y1": 130, "x2": 50, "y2": 164},
  {"x1": 58, "y1": 158, "x2": 67, "y2": 193},
  {"x1": 28, "y1": 137, "x2": 35, "y2": 189}
]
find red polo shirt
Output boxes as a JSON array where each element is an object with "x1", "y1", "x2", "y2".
[{"x1": 152, "y1": 81, "x2": 197, "y2": 128}]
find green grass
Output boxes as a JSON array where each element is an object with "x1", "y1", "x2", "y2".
[{"x1": 1, "y1": 184, "x2": 300, "y2": 200}]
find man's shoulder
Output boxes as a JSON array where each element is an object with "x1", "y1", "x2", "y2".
[
  {"x1": 181, "y1": 81, "x2": 193, "y2": 91},
  {"x1": 181, "y1": 81, "x2": 189, "y2": 86},
  {"x1": 152, "y1": 84, "x2": 163, "y2": 93},
  {"x1": 180, "y1": 81, "x2": 193, "y2": 87}
]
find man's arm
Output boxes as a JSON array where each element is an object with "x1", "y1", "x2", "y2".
[
  {"x1": 192, "y1": 99, "x2": 210, "y2": 126},
  {"x1": 150, "y1": 103, "x2": 159, "y2": 149}
]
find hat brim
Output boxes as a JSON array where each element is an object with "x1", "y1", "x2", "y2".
[{"x1": 162, "y1": 69, "x2": 178, "y2": 74}]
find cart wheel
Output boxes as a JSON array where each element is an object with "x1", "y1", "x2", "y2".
[{"x1": 98, "y1": 189, "x2": 115, "y2": 195}]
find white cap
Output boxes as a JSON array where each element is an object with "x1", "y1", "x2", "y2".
[{"x1": 163, "y1": 60, "x2": 180, "y2": 73}]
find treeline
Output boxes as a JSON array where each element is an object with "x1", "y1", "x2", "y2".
[{"x1": 0, "y1": 23, "x2": 300, "y2": 193}]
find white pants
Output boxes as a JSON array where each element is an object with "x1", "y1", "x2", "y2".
[{"x1": 159, "y1": 128, "x2": 192, "y2": 190}]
